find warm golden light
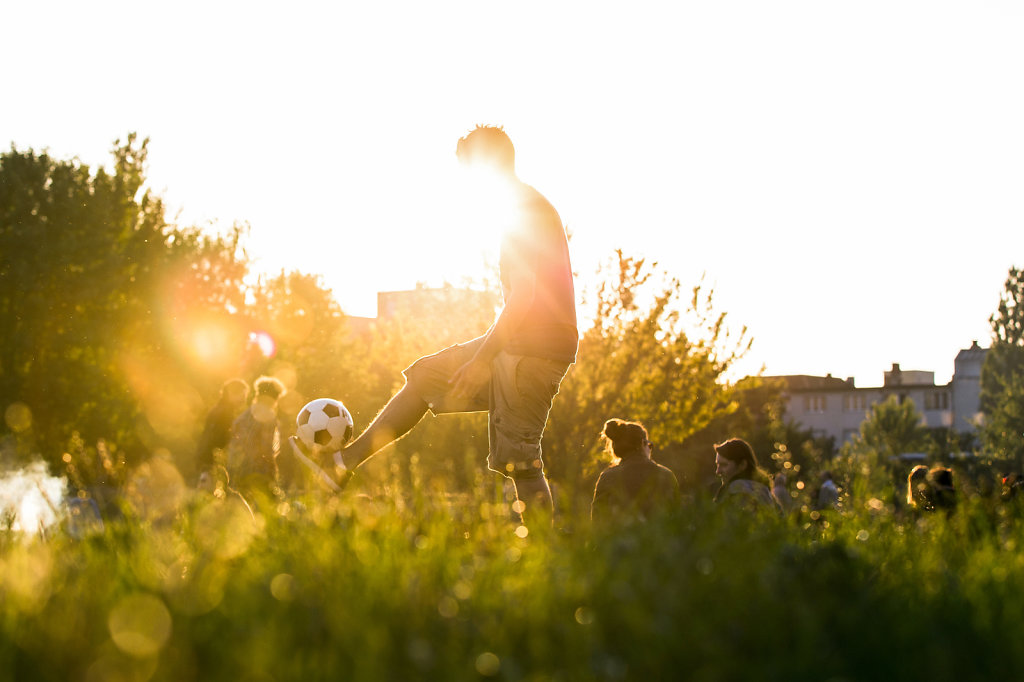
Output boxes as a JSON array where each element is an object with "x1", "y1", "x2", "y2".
[{"x1": 248, "y1": 330, "x2": 277, "y2": 359}]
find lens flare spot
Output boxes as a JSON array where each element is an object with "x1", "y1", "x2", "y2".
[
  {"x1": 270, "y1": 573, "x2": 296, "y2": 602},
  {"x1": 0, "y1": 543, "x2": 54, "y2": 612},
  {"x1": 194, "y1": 495, "x2": 261, "y2": 560},
  {"x1": 190, "y1": 321, "x2": 233, "y2": 366},
  {"x1": 249, "y1": 331, "x2": 276, "y2": 358},
  {"x1": 108, "y1": 593, "x2": 172, "y2": 659},
  {"x1": 475, "y1": 652, "x2": 501, "y2": 677},
  {"x1": 125, "y1": 456, "x2": 186, "y2": 522},
  {"x1": 4, "y1": 402, "x2": 32, "y2": 432},
  {"x1": 438, "y1": 595, "x2": 459, "y2": 618},
  {"x1": 574, "y1": 607, "x2": 595, "y2": 625}
]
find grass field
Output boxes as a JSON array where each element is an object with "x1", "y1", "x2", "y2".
[{"x1": 4, "y1": 471, "x2": 1024, "y2": 682}]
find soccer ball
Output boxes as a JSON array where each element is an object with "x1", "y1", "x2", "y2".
[{"x1": 295, "y1": 398, "x2": 354, "y2": 453}]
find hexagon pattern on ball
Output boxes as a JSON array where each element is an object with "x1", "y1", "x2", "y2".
[{"x1": 295, "y1": 398, "x2": 354, "y2": 454}]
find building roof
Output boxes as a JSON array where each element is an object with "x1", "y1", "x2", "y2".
[{"x1": 767, "y1": 375, "x2": 856, "y2": 392}]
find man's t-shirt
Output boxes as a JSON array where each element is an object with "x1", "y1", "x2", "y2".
[{"x1": 499, "y1": 184, "x2": 578, "y2": 364}]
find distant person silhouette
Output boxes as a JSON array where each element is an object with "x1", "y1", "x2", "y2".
[
  {"x1": 227, "y1": 376, "x2": 286, "y2": 503},
  {"x1": 905, "y1": 464, "x2": 956, "y2": 514},
  {"x1": 815, "y1": 470, "x2": 840, "y2": 511},
  {"x1": 291, "y1": 125, "x2": 577, "y2": 528},
  {"x1": 195, "y1": 378, "x2": 249, "y2": 489},
  {"x1": 713, "y1": 438, "x2": 778, "y2": 512},
  {"x1": 771, "y1": 471, "x2": 792, "y2": 514},
  {"x1": 1001, "y1": 472, "x2": 1024, "y2": 502},
  {"x1": 906, "y1": 464, "x2": 930, "y2": 510},
  {"x1": 926, "y1": 466, "x2": 957, "y2": 513},
  {"x1": 591, "y1": 418, "x2": 679, "y2": 525}
]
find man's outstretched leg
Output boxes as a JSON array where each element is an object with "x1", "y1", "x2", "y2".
[
  {"x1": 339, "y1": 383, "x2": 430, "y2": 471},
  {"x1": 290, "y1": 383, "x2": 430, "y2": 492}
]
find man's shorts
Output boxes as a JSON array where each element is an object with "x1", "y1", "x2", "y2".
[{"x1": 402, "y1": 336, "x2": 570, "y2": 477}]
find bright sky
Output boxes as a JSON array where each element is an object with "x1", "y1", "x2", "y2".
[{"x1": 5, "y1": 1, "x2": 1023, "y2": 387}]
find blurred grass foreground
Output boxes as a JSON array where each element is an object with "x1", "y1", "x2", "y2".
[{"x1": 4, "y1": 464, "x2": 1024, "y2": 682}]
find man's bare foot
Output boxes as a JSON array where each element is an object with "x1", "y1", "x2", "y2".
[{"x1": 288, "y1": 436, "x2": 353, "y2": 492}]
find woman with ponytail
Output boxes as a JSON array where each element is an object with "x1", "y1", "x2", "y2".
[{"x1": 591, "y1": 418, "x2": 679, "y2": 524}]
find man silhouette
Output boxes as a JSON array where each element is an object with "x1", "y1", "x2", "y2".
[{"x1": 293, "y1": 125, "x2": 577, "y2": 526}]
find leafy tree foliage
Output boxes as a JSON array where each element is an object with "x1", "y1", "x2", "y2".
[
  {"x1": 245, "y1": 270, "x2": 359, "y2": 408},
  {"x1": 543, "y1": 251, "x2": 752, "y2": 512},
  {"x1": 0, "y1": 135, "x2": 247, "y2": 469},
  {"x1": 980, "y1": 266, "x2": 1024, "y2": 466},
  {"x1": 835, "y1": 395, "x2": 928, "y2": 502},
  {"x1": 846, "y1": 395, "x2": 928, "y2": 462}
]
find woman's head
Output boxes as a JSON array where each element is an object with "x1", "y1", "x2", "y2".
[
  {"x1": 602, "y1": 418, "x2": 650, "y2": 463},
  {"x1": 906, "y1": 464, "x2": 930, "y2": 507},
  {"x1": 927, "y1": 466, "x2": 957, "y2": 510},
  {"x1": 714, "y1": 438, "x2": 758, "y2": 482}
]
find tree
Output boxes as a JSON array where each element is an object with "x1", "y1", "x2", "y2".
[
  {"x1": 0, "y1": 135, "x2": 249, "y2": 469},
  {"x1": 980, "y1": 266, "x2": 1024, "y2": 467},
  {"x1": 543, "y1": 251, "x2": 752, "y2": 514},
  {"x1": 835, "y1": 395, "x2": 928, "y2": 502},
  {"x1": 846, "y1": 395, "x2": 928, "y2": 462}
]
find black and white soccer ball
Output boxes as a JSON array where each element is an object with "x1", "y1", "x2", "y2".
[{"x1": 295, "y1": 398, "x2": 354, "y2": 453}]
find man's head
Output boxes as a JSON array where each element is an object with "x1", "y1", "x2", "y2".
[{"x1": 456, "y1": 125, "x2": 515, "y2": 176}]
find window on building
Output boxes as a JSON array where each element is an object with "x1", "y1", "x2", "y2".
[
  {"x1": 803, "y1": 395, "x2": 827, "y2": 413},
  {"x1": 924, "y1": 391, "x2": 950, "y2": 411},
  {"x1": 842, "y1": 394, "x2": 867, "y2": 412}
]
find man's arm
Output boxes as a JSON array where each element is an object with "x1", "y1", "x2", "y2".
[{"x1": 449, "y1": 265, "x2": 536, "y2": 399}]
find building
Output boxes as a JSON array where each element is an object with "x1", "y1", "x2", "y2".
[
  {"x1": 344, "y1": 286, "x2": 500, "y2": 337},
  {"x1": 770, "y1": 342, "x2": 988, "y2": 445}
]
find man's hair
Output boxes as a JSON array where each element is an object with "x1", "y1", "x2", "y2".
[
  {"x1": 456, "y1": 125, "x2": 515, "y2": 172},
  {"x1": 253, "y1": 375, "x2": 286, "y2": 400}
]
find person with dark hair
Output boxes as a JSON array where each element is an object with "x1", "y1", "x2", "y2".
[
  {"x1": 591, "y1": 419, "x2": 679, "y2": 524},
  {"x1": 1001, "y1": 472, "x2": 1024, "y2": 502},
  {"x1": 771, "y1": 472, "x2": 791, "y2": 514},
  {"x1": 906, "y1": 464, "x2": 931, "y2": 510},
  {"x1": 905, "y1": 464, "x2": 957, "y2": 514},
  {"x1": 713, "y1": 438, "x2": 777, "y2": 512},
  {"x1": 227, "y1": 376, "x2": 287, "y2": 502},
  {"x1": 291, "y1": 125, "x2": 577, "y2": 529},
  {"x1": 195, "y1": 378, "x2": 249, "y2": 489},
  {"x1": 926, "y1": 466, "x2": 957, "y2": 512},
  {"x1": 815, "y1": 470, "x2": 840, "y2": 511}
]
